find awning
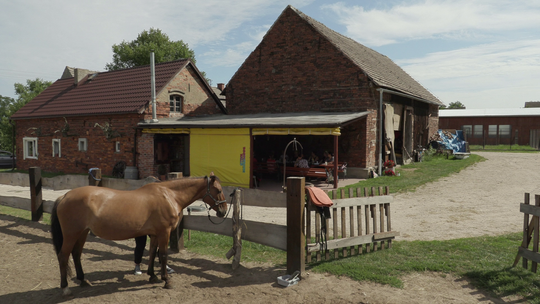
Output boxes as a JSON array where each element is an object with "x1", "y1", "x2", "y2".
[{"x1": 252, "y1": 127, "x2": 341, "y2": 136}]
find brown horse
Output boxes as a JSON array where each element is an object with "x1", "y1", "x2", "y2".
[{"x1": 50, "y1": 174, "x2": 227, "y2": 296}]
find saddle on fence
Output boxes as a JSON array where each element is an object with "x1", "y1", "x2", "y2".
[
  {"x1": 306, "y1": 186, "x2": 333, "y2": 251},
  {"x1": 305, "y1": 186, "x2": 333, "y2": 219}
]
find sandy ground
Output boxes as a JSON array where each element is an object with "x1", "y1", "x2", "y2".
[{"x1": 0, "y1": 152, "x2": 538, "y2": 303}]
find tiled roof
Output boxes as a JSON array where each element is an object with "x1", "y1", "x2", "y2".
[
  {"x1": 290, "y1": 6, "x2": 443, "y2": 106},
  {"x1": 11, "y1": 60, "x2": 190, "y2": 119}
]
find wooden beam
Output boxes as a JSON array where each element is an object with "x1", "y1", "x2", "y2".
[{"x1": 287, "y1": 177, "x2": 305, "y2": 276}]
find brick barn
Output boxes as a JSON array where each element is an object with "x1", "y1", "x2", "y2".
[
  {"x1": 10, "y1": 60, "x2": 226, "y2": 178},
  {"x1": 224, "y1": 5, "x2": 444, "y2": 177}
]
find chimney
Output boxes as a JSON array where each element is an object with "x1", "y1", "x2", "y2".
[
  {"x1": 74, "y1": 68, "x2": 92, "y2": 85},
  {"x1": 217, "y1": 83, "x2": 225, "y2": 91}
]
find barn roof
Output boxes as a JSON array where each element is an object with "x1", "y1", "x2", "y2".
[
  {"x1": 439, "y1": 108, "x2": 540, "y2": 117},
  {"x1": 289, "y1": 6, "x2": 443, "y2": 106}
]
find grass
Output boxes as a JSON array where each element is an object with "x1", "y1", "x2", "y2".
[
  {"x1": 337, "y1": 153, "x2": 486, "y2": 197},
  {"x1": 469, "y1": 144, "x2": 539, "y2": 152}
]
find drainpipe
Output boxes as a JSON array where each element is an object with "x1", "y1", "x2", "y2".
[
  {"x1": 378, "y1": 89, "x2": 383, "y2": 176},
  {"x1": 150, "y1": 50, "x2": 158, "y2": 123}
]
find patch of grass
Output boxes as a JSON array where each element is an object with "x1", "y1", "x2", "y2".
[
  {"x1": 309, "y1": 234, "x2": 540, "y2": 303},
  {"x1": 338, "y1": 153, "x2": 486, "y2": 197},
  {"x1": 184, "y1": 230, "x2": 286, "y2": 265},
  {"x1": 469, "y1": 144, "x2": 539, "y2": 153},
  {"x1": 0, "y1": 205, "x2": 51, "y2": 224}
]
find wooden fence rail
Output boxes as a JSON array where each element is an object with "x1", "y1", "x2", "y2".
[{"x1": 513, "y1": 193, "x2": 540, "y2": 272}]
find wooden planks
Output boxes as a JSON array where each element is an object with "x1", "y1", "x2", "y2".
[{"x1": 305, "y1": 186, "x2": 399, "y2": 262}]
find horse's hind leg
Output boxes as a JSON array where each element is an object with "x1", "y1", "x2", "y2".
[
  {"x1": 157, "y1": 233, "x2": 172, "y2": 289},
  {"x1": 147, "y1": 236, "x2": 160, "y2": 283},
  {"x1": 58, "y1": 239, "x2": 76, "y2": 296},
  {"x1": 72, "y1": 229, "x2": 92, "y2": 287}
]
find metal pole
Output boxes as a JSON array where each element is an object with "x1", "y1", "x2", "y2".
[
  {"x1": 150, "y1": 50, "x2": 158, "y2": 123},
  {"x1": 378, "y1": 89, "x2": 383, "y2": 176}
]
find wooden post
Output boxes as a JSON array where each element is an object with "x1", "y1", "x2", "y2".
[
  {"x1": 226, "y1": 189, "x2": 242, "y2": 270},
  {"x1": 287, "y1": 177, "x2": 305, "y2": 276},
  {"x1": 88, "y1": 168, "x2": 102, "y2": 186},
  {"x1": 29, "y1": 167, "x2": 43, "y2": 222},
  {"x1": 169, "y1": 173, "x2": 184, "y2": 252},
  {"x1": 523, "y1": 193, "x2": 531, "y2": 269},
  {"x1": 533, "y1": 195, "x2": 540, "y2": 273}
]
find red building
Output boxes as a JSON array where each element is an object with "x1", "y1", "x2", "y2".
[{"x1": 439, "y1": 108, "x2": 540, "y2": 149}]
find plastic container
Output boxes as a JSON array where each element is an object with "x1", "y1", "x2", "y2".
[{"x1": 124, "y1": 166, "x2": 138, "y2": 179}]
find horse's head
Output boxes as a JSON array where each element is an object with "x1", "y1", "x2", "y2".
[{"x1": 202, "y1": 173, "x2": 228, "y2": 218}]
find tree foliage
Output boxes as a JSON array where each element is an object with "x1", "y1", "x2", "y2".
[
  {"x1": 105, "y1": 28, "x2": 197, "y2": 69},
  {"x1": 440, "y1": 101, "x2": 466, "y2": 109},
  {"x1": 0, "y1": 78, "x2": 52, "y2": 152}
]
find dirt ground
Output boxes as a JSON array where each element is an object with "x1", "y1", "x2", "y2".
[{"x1": 0, "y1": 152, "x2": 538, "y2": 303}]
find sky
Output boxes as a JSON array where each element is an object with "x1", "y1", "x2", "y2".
[{"x1": 1, "y1": 0, "x2": 539, "y2": 109}]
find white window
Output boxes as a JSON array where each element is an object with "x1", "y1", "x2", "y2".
[
  {"x1": 115, "y1": 141, "x2": 121, "y2": 152},
  {"x1": 78, "y1": 138, "x2": 88, "y2": 151},
  {"x1": 170, "y1": 95, "x2": 183, "y2": 113},
  {"x1": 23, "y1": 137, "x2": 38, "y2": 159},
  {"x1": 52, "y1": 139, "x2": 61, "y2": 157}
]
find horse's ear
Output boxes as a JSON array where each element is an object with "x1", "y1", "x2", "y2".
[{"x1": 210, "y1": 172, "x2": 215, "y2": 176}]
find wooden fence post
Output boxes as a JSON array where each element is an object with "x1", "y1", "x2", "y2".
[
  {"x1": 287, "y1": 177, "x2": 305, "y2": 276},
  {"x1": 226, "y1": 189, "x2": 242, "y2": 269},
  {"x1": 29, "y1": 167, "x2": 43, "y2": 222},
  {"x1": 88, "y1": 168, "x2": 102, "y2": 186},
  {"x1": 169, "y1": 174, "x2": 184, "y2": 252}
]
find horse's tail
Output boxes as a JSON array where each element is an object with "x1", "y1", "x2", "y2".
[{"x1": 50, "y1": 194, "x2": 64, "y2": 255}]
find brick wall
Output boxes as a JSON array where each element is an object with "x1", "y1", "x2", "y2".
[
  {"x1": 225, "y1": 7, "x2": 380, "y2": 168},
  {"x1": 15, "y1": 114, "x2": 140, "y2": 176}
]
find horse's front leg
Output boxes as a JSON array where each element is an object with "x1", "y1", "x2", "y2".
[
  {"x1": 158, "y1": 233, "x2": 172, "y2": 289},
  {"x1": 147, "y1": 236, "x2": 160, "y2": 283}
]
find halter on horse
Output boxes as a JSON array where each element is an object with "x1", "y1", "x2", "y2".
[{"x1": 50, "y1": 173, "x2": 227, "y2": 296}]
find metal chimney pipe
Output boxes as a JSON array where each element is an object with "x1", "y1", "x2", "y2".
[{"x1": 150, "y1": 50, "x2": 158, "y2": 123}]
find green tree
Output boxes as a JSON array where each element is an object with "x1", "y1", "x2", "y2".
[
  {"x1": 105, "y1": 28, "x2": 209, "y2": 82},
  {"x1": 440, "y1": 101, "x2": 466, "y2": 109},
  {"x1": 0, "y1": 78, "x2": 52, "y2": 152}
]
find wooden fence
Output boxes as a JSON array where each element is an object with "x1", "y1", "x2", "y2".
[
  {"x1": 514, "y1": 193, "x2": 540, "y2": 272},
  {"x1": 0, "y1": 172, "x2": 399, "y2": 278},
  {"x1": 305, "y1": 186, "x2": 398, "y2": 262}
]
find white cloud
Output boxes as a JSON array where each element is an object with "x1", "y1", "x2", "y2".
[
  {"x1": 397, "y1": 40, "x2": 540, "y2": 108},
  {"x1": 324, "y1": 0, "x2": 540, "y2": 46}
]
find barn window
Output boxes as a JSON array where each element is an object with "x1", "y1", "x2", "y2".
[
  {"x1": 473, "y1": 125, "x2": 483, "y2": 138},
  {"x1": 78, "y1": 138, "x2": 88, "y2": 152},
  {"x1": 23, "y1": 137, "x2": 38, "y2": 159},
  {"x1": 52, "y1": 139, "x2": 61, "y2": 157},
  {"x1": 488, "y1": 125, "x2": 497, "y2": 138},
  {"x1": 462, "y1": 125, "x2": 472, "y2": 138},
  {"x1": 115, "y1": 141, "x2": 121, "y2": 152},
  {"x1": 169, "y1": 95, "x2": 183, "y2": 113},
  {"x1": 499, "y1": 125, "x2": 511, "y2": 138}
]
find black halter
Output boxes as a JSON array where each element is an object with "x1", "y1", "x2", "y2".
[{"x1": 201, "y1": 176, "x2": 227, "y2": 209}]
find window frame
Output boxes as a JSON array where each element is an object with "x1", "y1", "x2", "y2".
[
  {"x1": 115, "y1": 141, "x2": 121, "y2": 153},
  {"x1": 488, "y1": 125, "x2": 497, "y2": 138},
  {"x1": 52, "y1": 138, "x2": 61, "y2": 157},
  {"x1": 23, "y1": 137, "x2": 38, "y2": 159},
  {"x1": 462, "y1": 125, "x2": 472, "y2": 138},
  {"x1": 78, "y1": 138, "x2": 88, "y2": 152},
  {"x1": 169, "y1": 95, "x2": 183, "y2": 113}
]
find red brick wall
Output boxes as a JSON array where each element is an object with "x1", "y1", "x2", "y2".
[{"x1": 15, "y1": 114, "x2": 140, "y2": 176}]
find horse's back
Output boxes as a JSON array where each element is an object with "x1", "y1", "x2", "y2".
[{"x1": 57, "y1": 185, "x2": 178, "y2": 240}]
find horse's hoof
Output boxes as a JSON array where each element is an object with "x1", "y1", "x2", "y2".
[
  {"x1": 62, "y1": 287, "x2": 72, "y2": 297},
  {"x1": 163, "y1": 281, "x2": 173, "y2": 289},
  {"x1": 149, "y1": 275, "x2": 160, "y2": 284},
  {"x1": 80, "y1": 280, "x2": 92, "y2": 287}
]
